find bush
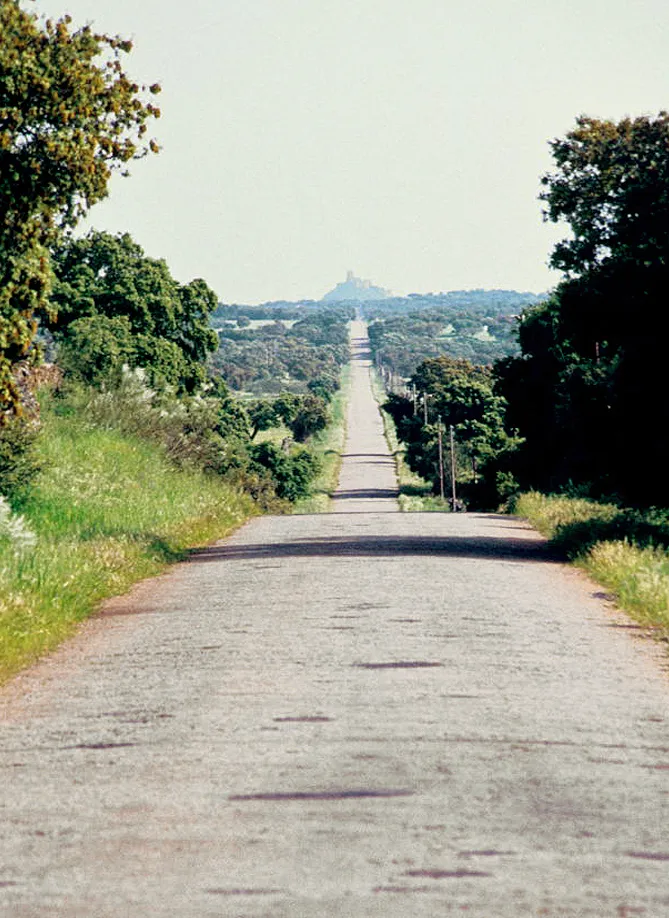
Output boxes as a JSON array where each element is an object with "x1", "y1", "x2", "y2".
[
  {"x1": 57, "y1": 315, "x2": 134, "y2": 386},
  {"x1": 250, "y1": 442, "x2": 321, "y2": 502},
  {"x1": 0, "y1": 419, "x2": 42, "y2": 502}
]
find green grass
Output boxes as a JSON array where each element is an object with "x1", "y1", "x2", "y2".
[
  {"x1": 369, "y1": 370, "x2": 443, "y2": 512},
  {"x1": 253, "y1": 422, "x2": 292, "y2": 446},
  {"x1": 292, "y1": 364, "x2": 351, "y2": 513},
  {"x1": 0, "y1": 409, "x2": 256, "y2": 682},
  {"x1": 515, "y1": 491, "x2": 669, "y2": 638},
  {"x1": 513, "y1": 492, "x2": 621, "y2": 542}
]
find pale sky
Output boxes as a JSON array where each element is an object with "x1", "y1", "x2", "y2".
[{"x1": 31, "y1": 0, "x2": 669, "y2": 303}]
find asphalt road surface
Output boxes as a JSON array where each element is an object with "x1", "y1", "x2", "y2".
[{"x1": 1, "y1": 323, "x2": 669, "y2": 917}]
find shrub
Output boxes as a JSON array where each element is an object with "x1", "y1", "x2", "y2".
[
  {"x1": 0, "y1": 418, "x2": 42, "y2": 502},
  {"x1": 250, "y1": 442, "x2": 321, "y2": 502}
]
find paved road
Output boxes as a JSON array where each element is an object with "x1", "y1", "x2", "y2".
[
  {"x1": 332, "y1": 323, "x2": 398, "y2": 513},
  {"x1": 1, "y1": 323, "x2": 669, "y2": 917}
]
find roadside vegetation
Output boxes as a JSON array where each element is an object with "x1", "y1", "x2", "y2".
[
  {"x1": 515, "y1": 493, "x2": 669, "y2": 637},
  {"x1": 292, "y1": 364, "x2": 350, "y2": 513},
  {"x1": 0, "y1": 2, "x2": 350, "y2": 681},
  {"x1": 0, "y1": 401, "x2": 256, "y2": 681},
  {"x1": 371, "y1": 368, "x2": 445, "y2": 512},
  {"x1": 364, "y1": 112, "x2": 669, "y2": 641}
]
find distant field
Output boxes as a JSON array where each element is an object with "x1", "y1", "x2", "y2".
[{"x1": 212, "y1": 318, "x2": 299, "y2": 330}]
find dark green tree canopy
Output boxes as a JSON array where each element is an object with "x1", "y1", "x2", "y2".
[
  {"x1": 50, "y1": 231, "x2": 218, "y2": 392},
  {"x1": 498, "y1": 112, "x2": 669, "y2": 505},
  {"x1": 541, "y1": 113, "x2": 669, "y2": 276},
  {"x1": 0, "y1": 0, "x2": 160, "y2": 414}
]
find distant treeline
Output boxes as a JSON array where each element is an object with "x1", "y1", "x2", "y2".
[
  {"x1": 363, "y1": 290, "x2": 542, "y2": 375},
  {"x1": 209, "y1": 305, "x2": 353, "y2": 394}
]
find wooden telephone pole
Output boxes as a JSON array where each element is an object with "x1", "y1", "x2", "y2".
[
  {"x1": 449, "y1": 424, "x2": 457, "y2": 510},
  {"x1": 437, "y1": 419, "x2": 445, "y2": 500}
]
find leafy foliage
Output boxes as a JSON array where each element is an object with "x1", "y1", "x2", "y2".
[
  {"x1": 49, "y1": 231, "x2": 218, "y2": 392},
  {"x1": 249, "y1": 442, "x2": 321, "y2": 502},
  {"x1": 385, "y1": 356, "x2": 516, "y2": 508},
  {"x1": 0, "y1": 416, "x2": 42, "y2": 500},
  {"x1": 0, "y1": 1, "x2": 160, "y2": 414},
  {"x1": 497, "y1": 113, "x2": 669, "y2": 506}
]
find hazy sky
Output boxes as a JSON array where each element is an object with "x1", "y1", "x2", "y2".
[{"x1": 31, "y1": 0, "x2": 669, "y2": 303}]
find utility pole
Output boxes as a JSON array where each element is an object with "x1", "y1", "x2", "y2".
[
  {"x1": 422, "y1": 392, "x2": 430, "y2": 425},
  {"x1": 437, "y1": 418, "x2": 445, "y2": 500},
  {"x1": 449, "y1": 424, "x2": 457, "y2": 510}
]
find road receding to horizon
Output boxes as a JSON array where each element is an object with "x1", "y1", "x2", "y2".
[
  {"x1": 332, "y1": 321, "x2": 398, "y2": 513},
  {"x1": 1, "y1": 321, "x2": 669, "y2": 916}
]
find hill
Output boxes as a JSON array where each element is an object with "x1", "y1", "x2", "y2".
[{"x1": 321, "y1": 271, "x2": 391, "y2": 303}]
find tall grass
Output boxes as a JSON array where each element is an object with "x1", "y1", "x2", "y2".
[
  {"x1": 515, "y1": 491, "x2": 669, "y2": 637},
  {"x1": 0, "y1": 408, "x2": 255, "y2": 682}
]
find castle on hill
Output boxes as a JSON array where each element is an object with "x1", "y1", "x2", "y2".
[{"x1": 321, "y1": 271, "x2": 390, "y2": 303}]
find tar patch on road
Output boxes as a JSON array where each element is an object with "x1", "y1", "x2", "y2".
[
  {"x1": 229, "y1": 789, "x2": 414, "y2": 801},
  {"x1": 354, "y1": 661, "x2": 443, "y2": 669}
]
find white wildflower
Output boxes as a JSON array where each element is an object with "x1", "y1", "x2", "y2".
[{"x1": 0, "y1": 496, "x2": 37, "y2": 552}]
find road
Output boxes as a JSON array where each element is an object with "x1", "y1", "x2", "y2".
[{"x1": 1, "y1": 322, "x2": 669, "y2": 916}]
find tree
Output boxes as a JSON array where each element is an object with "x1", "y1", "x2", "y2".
[
  {"x1": 540, "y1": 114, "x2": 669, "y2": 277},
  {"x1": 289, "y1": 394, "x2": 328, "y2": 442},
  {"x1": 497, "y1": 113, "x2": 669, "y2": 504},
  {"x1": 248, "y1": 399, "x2": 279, "y2": 440},
  {"x1": 0, "y1": 1, "x2": 160, "y2": 416},
  {"x1": 307, "y1": 374, "x2": 339, "y2": 403},
  {"x1": 385, "y1": 356, "x2": 514, "y2": 507},
  {"x1": 49, "y1": 231, "x2": 218, "y2": 392},
  {"x1": 57, "y1": 314, "x2": 134, "y2": 386}
]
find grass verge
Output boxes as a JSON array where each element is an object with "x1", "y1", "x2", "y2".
[
  {"x1": 0, "y1": 409, "x2": 256, "y2": 683},
  {"x1": 515, "y1": 491, "x2": 669, "y2": 637},
  {"x1": 369, "y1": 370, "x2": 445, "y2": 512},
  {"x1": 292, "y1": 364, "x2": 351, "y2": 513}
]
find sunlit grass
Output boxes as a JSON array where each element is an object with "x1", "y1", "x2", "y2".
[
  {"x1": 515, "y1": 491, "x2": 669, "y2": 638},
  {"x1": 0, "y1": 410, "x2": 255, "y2": 682},
  {"x1": 584, "y1": 541, "x2": 669, "y2": 634},
  {"x1": 513, "y1": 492, "x2": 620, "y2": 539},
  {"x1": 253, "y1": 422, "x2": 292, "y2": 446}
]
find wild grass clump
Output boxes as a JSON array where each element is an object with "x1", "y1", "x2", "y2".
[
  {"x1": 0, "y1": 406, "x2": 255, "y2": 682},
  {"x1": 584, "y1": 541, "x2": 669, "y2": 634},
  {"x1": 513, "y1": 492, "x2": 621, "y2": 547},
  {"x1": 398, "y1": 493, "x2": 450, "y2": 512},
  {"x1": 514, "y1": 492, "x2": 669, "y2": 557},
  {"x1": 515, "y1": 491, "x2": 669, "y2": 636}
]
